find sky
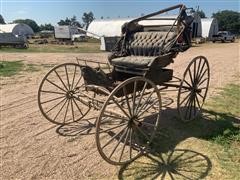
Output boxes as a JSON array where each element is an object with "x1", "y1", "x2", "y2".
[{"x1": 1, "y1": 0, "x2": 239, "y2": 25}]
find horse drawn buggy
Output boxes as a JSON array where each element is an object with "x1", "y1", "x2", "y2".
[{"x1": 38, "y1": 4, "x2": 210, "y2": 165}]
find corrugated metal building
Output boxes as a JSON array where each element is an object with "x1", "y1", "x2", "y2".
[
  {"x1": 201, "y1": 18, "x2": 218, "y2": 39},
  {"x1": 0, "y1": 23, "x2": 34, "y2": 37}
]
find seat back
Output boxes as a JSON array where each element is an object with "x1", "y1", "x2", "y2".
[{"x1": 126, "y1": 31, "x2": 176, "y2": 56}]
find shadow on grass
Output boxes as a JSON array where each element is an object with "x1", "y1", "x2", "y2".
[
  {"x1": 117, "y1": 106, "x2": 239, "y2": 179},
  {"x1": 118, "y1": 149, "x2": 212, "y2": 180}
]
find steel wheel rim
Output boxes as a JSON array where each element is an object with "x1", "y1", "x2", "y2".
[
  {"x1": 177, "y1": 56, "x2": 210, "y2": 122},
  {"x1": 96, "y1": 77, "x2": 161, "y2": 165},
  {"x1": 38, "y1": 63, "x2": 90, "y2": 125}
]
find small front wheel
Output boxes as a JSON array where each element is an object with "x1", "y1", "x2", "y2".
[
  {"x1": 38, "y1": 63, "x2": 90, "y2": 125},
  {"x1": 96, "y1": 77, "x2": 161, "y2": 165}
]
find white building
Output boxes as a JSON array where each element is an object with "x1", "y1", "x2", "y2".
[
  {"x1": 0, "y1": 23, "x2": 34, "y2": 37},
  {"x1": 87, "y1": 13, "x2": 202, "y2": 38},
  {"x1": 201, "y1": 18, "x2": 219, "y2": 39}
]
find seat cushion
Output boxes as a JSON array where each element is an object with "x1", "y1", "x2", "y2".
[
  {"x1": 111, "y1": 56, "x2": 156, "y2": 68},
  {"x1": 127, "y1": 31, "x2": 176, "y2": 56}
]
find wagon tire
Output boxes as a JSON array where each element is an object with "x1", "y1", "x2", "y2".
[
  {"x1": 177, "y1": 56, "x2": 210, "y2": 122},
  {"x1": 96, "y1": 77, "x2": 161, "y2": 165},
  {"x1": 38, "y1": 63, "x2": 90, "y2": 125}
]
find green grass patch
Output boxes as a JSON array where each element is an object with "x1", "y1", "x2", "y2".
[
  {"x1": 204, "y1": 84, "x2": 240, "y2": 147},
  {"x1": 0, "y1": 61, "x2": 24, "y2": 77},
  {"x1": 0, "y1": 61, "x2": 43, "y2": 77},
  {"x1": 0, "y1": 42, "x2": 102, "y2": 53}
]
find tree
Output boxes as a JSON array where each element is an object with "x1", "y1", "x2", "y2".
[
  {"x1": 57, "y1": 16, "x2": 82, "y2": 27},
  {"x1": 0, "y1": 14, "x2": 6, "y2": 24},
  {"x1": 13, "y1": 19, "x2": 40, "y2": 32},
  {"x1": 196, "y1": 10, "x2": 206, "y2": 18},
  {"x1": 39, "y1": 23, "x2": 54, "y2": 31},
  {"x1": 212, "y1": 10, "x2": 240, "y2": 34},
  {"x1": 82, "y1": 11, "x2": 94, "y2": 29}
]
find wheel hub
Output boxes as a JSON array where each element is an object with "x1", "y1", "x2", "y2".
[
  {"x1": 66, "y1": 90, "x2": 75, "y2": 99},
  {"x1": 128, "y1": 115, "x2": 142, "y2": 127}
]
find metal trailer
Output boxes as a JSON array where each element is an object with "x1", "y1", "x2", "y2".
[
  {"x1": 38, "y1": 4, "x2": 210, "y2": 165},
  {"x1": 0, "y1": 33, "x2": 29, "y2": 48}
]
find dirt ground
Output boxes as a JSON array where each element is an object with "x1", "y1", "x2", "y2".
[{"x1": 0, "y1": 42, "x2": 239, "y2": 179}]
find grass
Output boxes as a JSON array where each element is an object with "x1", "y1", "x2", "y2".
[
  {"x1": 0, "y1": 41, "x2": 102, "y2": 53},
  {"x1": 0, "y1": 61, "x2": 24, "y2": 77},
  {"x1": 0, "y1": 60, "x2": 47, "y2": 77}
]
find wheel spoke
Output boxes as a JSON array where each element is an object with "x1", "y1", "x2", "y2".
[
  {"x1": 185, "y1": 97, "x2": 193, "y2": 119},
  {"x1": 101, "y1": 125, "x2": 128, "y2": 149},
  {"x1": 108, "y1": 127, "x2": 128, "y2": 159},
  {"x1": 135, "y1": 120, "x2": 156, "y2": 128},
  {"x1": 135, "y1": 82, "x2": 148, "y2": 114},
  {"x1": 195, "y1": 94, "x2": 201, "y2": 109},
  {"x1": 193, "y1": 59, "x2": 196, "y2": 82},
  {"x1": 46, "y1": 97, "x2": 67, "y2": 114},
  {"x1": 129, "y1": 128, "x2": 133, "y2": 159},
  {"x1": 136, "y1": 89, "x2": 154, "y2": 116},
  {"x1": 53, "y1": 99, "x2": 68, "y2": 121},
  {"x1": 46, "y1": 78, "x2": 67, "y2": 93},
  {"x1": 123, "y1": 86, "x2": 132, "y2": 116},
  {"x1": 112, "y1": 98, "x2": 131, "y2": 119},
  {"x1": 73, "y1": 74, "x2": 82, "y2": 90},
  {"x1": 101, "y1": 122, "x2": 128, "y2": 134},
  {"x1": 179, "y1": 91, "x2": 191, "y2": 106},
  {"x1": 135, "y1": 125, "x2": 151, "y2": 143},
  {"x1": 183, "y1": 79, "x2": 192, "y2": 88},
  {"x1": 54, "y1": 70, "x2": 69, "y2": 91},
  {"x1": 195, "y1": 57, "x2": 202, "y2": 83},
  {"x1": 198, "y1": 69, "x2": 208, "y2": 84},
  {"x1": 70, "y1": 99, "x2": 75, "y2": 121},
  {"x1": 137, "y1": 99, "x2": 159, "y2": 118},
  {"x1": 41, "y1": 95, "x2": 66, "y2": 104},
  {"x1": 102, "y1": 112, "x2": 129, "y2": 122},
  {"x1": 41, "y1": 90, "x2": 66, "y2": 95},
  {"x1": 71, "y1": 65, "x2": 77, "y2": 90},
  {"x1": 63, "y1": 99, "x2": 70, "y2": 123},
  {"x1": 72, "y1": 98, "x2": 83, "y2": 115},
  {"x1": 198, "y1": 77, "x2": 209, "y2": 87},
  {"x1": 197, "y1": 60, "x2": 206, "y2": 82},
  {"x1": 188, "y1": 68, "x2": 194, "y2": 85},
  {"x1": 65, "y1": 65, "x2": 71, "y2": 90},
  {"x1": 196, "y1": 92, "x2": 204, "y2": 99},
  {"x1": 132, "y1": 81, "x2": 137, "y2": 114},
  {"x1": 119, "y1": 128, "x2": 130, "y2": 162}
]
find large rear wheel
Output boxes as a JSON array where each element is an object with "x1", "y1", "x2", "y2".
[
  {"x1": 177, "y1": 56, "x2": 210, "y2": 122},
  {"x1": 96, "y1": 77, "x2": 161, "y2": 165}
]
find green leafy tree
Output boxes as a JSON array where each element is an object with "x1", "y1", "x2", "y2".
[
  {"x1": 39, "y1": 23, "x2": 54, "y2": 31},
  {"x1": 82, "y1": 11, "x2": 94, "y2": 29},
  {"x1": 13, "y1": 19, "x2": 40, "y2": 32},
  {"x1": 0, "y1": 14, "x2": 6, "y2": 24},
  {"x1": 212, "y1": 10, "x2": 240, "y2": 34},
  {"x1": 196, "y1": 10, "x2": 206, "y2": 18},
  {"x1": 57, "y1": 16, "x2": 82, "y2": 27}
]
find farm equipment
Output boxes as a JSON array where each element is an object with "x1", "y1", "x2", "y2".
[
  {"x1": 38, "y1": 4, "x2": 210, "y2": 165},
  {"x1": 0, "y1": 33, "x2": 29, "y2": 48}
]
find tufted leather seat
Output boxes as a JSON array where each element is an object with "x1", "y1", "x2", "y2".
[{"x1": 111, "y1": 31, "x2": 176, "y2": 68}]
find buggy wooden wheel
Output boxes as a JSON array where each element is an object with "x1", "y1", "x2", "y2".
[
  {"x1": 96, "y1": 77, "x2": 161, "y2": 165},
  {"x1": 38, "y1": 63, "x2": 90, "y2": 125},
  {"x1": 177, "y1": 56, "x2": 210, "y2": 122}
]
